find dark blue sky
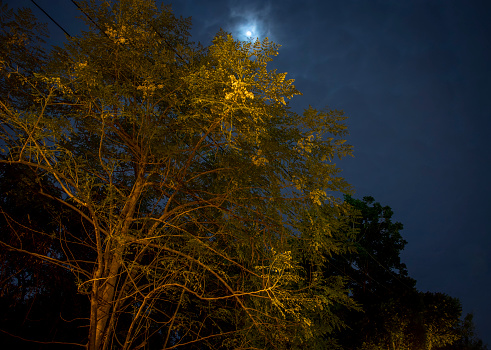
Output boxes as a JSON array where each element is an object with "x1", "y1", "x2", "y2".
[{"x1": 8, "y1": 0, "x2": 491, "y2": 344}]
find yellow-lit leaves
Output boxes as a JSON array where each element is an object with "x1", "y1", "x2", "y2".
[
  {"x1": 310, "y1": 189, "x2": 327, "y2": 206},
  {"x1": 136, "y1": 81, "x2": 164, "y2": 98},
  {"x1": 105, "y1": 26, "x2": 127, "y2": 44},
  {"x1": 296, "y1": 134, "x2": 316, "y2": 154},
  {"x1": 35, "y1": 74, "x2": 73, "y2": 95},
  {"x1": 251, "y1": 148, "x2": 268, "y2": 166},
  {"x1": 0, "y1": 2, "x2": 358, "y2": 347},
  {"x1": 224, "y1": 75, "x2": 254, "y2": 102}
]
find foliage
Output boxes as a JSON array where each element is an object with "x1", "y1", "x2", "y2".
[
  {"x1": 439, "y1": 313, "x2": 489, "y2": 350},
  {"x1": 0, "y1": 4, "x2": 88, "y2": 348},
  {"x1": 0, "y1": 0, "x2": 356, "y2": 349},
  {"x1": 0, "y1": 0, "x2": 48, "y2": 111},
  {"x1": 341, "y1": 195, "x2": 413, "y2": 295},
  {"x1": 330, "y1": 196, "x2": 464, "y2": 350}
]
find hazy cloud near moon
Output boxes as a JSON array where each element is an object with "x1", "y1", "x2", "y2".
[{"x1": 227, "y1": 0, "x2": 274, "y2": 40}]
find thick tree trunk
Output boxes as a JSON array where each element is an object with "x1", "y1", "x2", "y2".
[
  {"x1": 88, "y1": 169, "x2": 146, "y2": 349},
  {"x1": 87, "y1": 243, "x2": 123, "y2": 350},
  {"x1": 96, "y1": 248, "x2": 124, "y2": 349}
]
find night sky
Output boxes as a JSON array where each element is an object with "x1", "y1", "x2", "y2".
[{"x1": 7, "y1": 0, "x2": 491, "y2": 344}]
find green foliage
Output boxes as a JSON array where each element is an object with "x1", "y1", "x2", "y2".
[
  {"x1": 421, "y1": 292, "x2": 462, "y2": 349},
  {"x1": 0, "y1": 0, "x2": 356, "y2": 349},
  {"x1": 343, "y1": 195, "x2": 410, "y2": 289},
  {"x1": 439, "y1": 313, "x2": 489, "y2": 350},
  {"x1": 0, "y1": 0, "x2": 48, "y2": 106},
  {"x1": 330, "y1": 195, "x2": 468, "y2": 350}
]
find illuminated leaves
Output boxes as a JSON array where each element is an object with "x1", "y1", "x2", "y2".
[
  {"x1": 224, "y1": 75, "x2": 254, "y2": 101},
  {"x1": 136, "y1": 81, "x2": 164, "y2": 98},
  {"x1": 0, "y1": 0, "x2": 357, "y2": 348},
  {"x1": 309, "y1": 189, "x2": 327, "y2": 206}
]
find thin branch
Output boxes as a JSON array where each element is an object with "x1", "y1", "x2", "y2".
[{"x1": 0, "y1": 327, "x2": 85, "y2": 348}]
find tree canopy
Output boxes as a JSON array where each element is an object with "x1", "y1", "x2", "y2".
[
  {"x1": 0, "y1": 0, "x2": 357, "y2": 349},
  {"x1": 328, "y1": 196, "x2": 474, "y2": 350}
]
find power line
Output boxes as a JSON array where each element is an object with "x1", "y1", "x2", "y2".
[
  {"x1": 30, "y1": 0, "x2": 71, "y2": 38},
  {"x1": 70, "y1": 0, "x2": 109, "y2": 38},
  {"x1": 360, "y1": 247, "x2": 415, "y2": 292},
  {"x1": 141, "y1": 13, "x2": 187, "y2": 64}
]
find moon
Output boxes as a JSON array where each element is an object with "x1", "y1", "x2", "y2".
[{"x1": 246, "y1": 30, "x2": 252, "y2": 37}]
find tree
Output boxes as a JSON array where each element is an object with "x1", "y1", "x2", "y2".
[
  {"x1": 0, "y1": 0, "x2": 356, "y2": 349},
  {"x1": 421, "y1": 292, "x2": 462, "y2": 350},
  {"x1": 327, "y1": 195, "x2": 416, "y2": 349},
  {"x1": 330, "y1": 196, "x2": 463, "y2": 350},
  {"x1": 340, "y1": 195, "x2": 414, "y2": 296},
  {"x1": 439, "y1": 313, "x2": 489, "y2": 350}
]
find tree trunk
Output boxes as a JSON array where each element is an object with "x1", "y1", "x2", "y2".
[{"x1": 89, "y1": 169, "x2": 145, "y2": 349}]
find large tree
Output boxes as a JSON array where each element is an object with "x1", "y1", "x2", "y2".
[
  {"x1": 0, "y1": 0, "x2": 356, "y2": 349},
  {"x1": 330, "y1": 196, "x2": 463, "y2": 350}
]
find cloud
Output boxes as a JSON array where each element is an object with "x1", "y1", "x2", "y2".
[{"x1": 227, "y1": 0, "x2": 274, "y2": 40}]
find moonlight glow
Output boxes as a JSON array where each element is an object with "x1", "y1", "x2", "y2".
[
  {"x1": 235, "y1": 21, "x2": 259, "y2": 40},
  {"x1": 229, "y1": 4, "x2": 275, "y2": 41}
]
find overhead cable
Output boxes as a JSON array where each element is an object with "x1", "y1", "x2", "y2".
[{"x1": 30, "y1": 0, "x2": 71, "y2": 38}]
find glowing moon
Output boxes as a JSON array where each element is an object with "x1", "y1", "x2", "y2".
[{"x1": 246, "y1": 30, "x2": 252, "y2": 36}]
